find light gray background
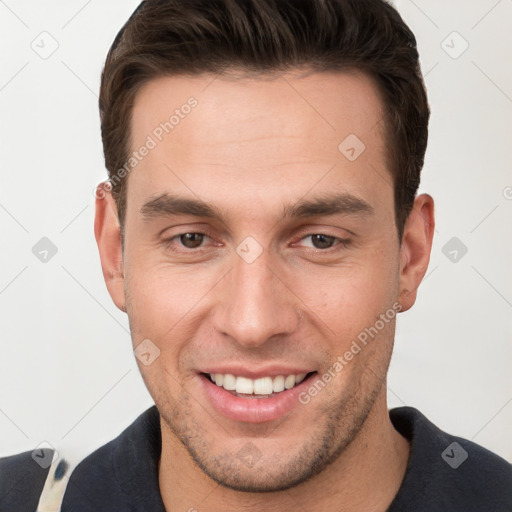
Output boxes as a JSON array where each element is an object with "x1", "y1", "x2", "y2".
[{"x1": 1, "y1": 0, "x2": 511, "y2": 465}]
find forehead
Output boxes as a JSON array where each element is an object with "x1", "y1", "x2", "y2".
[{"x1": 127, "y1": 70, "x2": 390, "y2": 215}]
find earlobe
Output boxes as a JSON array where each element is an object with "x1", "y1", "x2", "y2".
[
  {"x1": 398, "y1": 194, "x2": 435, "y2": 312},
  {"x1": 94, "y1": 182, "x2": 126, "y2": 312}
]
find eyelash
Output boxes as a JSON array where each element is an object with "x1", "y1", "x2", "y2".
[
  {"x1": 162, "y1": 231, "x2": 352, "y2": 252},
  {"x1": 295, "y1": 234, "x2": 352, "y2": 251},
  {"x1": 163, "y1": 231, "x2": 217, "y2": 252}
]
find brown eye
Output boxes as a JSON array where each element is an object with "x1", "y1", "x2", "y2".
[
  {"x1": 310, "y1": 234, "x2": 336, "y2": 249},
  {"x1": 179, "y1": 233, "x2": 204, "y2": 248}
]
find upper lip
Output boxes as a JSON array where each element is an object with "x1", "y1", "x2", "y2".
[{"x1": 198, "y1": 365, "x2": 315, "y2": 379}]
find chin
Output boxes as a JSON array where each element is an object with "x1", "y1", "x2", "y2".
[
  {"x1": 158, "y1": 384, "x2": 376, "y2": 495},
  {"x1": 188, "y1": 445, "x2": 331, "y2": 494}
]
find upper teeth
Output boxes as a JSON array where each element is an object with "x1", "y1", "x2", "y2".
[{"x1": 209, "y1": 373, "x2": 307, "y2": 395}]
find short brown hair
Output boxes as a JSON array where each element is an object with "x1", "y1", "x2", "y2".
[{"x1": 99, "y1": 0, "x2": 429, "y2": 241}]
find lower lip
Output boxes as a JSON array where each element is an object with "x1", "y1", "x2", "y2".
[{"x1": 199, "y1": 374, "x2": 314, "y2": 423}]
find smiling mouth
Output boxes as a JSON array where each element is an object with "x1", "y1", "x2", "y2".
[{"x1": 202, "y1": 372, "x2": 317, "y2": 398}]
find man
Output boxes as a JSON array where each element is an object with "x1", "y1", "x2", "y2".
[{"x1": 1, "y1": 0, "x2": 511, "y2": 511}]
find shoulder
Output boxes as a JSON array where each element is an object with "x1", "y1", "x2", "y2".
[
  {"x1": 389, "y1": 406, "x2": 512, "y2": 511},
  {"x1": 62, "y1": 405, "x2": 163, "y2": 511},
  {"x1": 0, "y1": 406, "x2": 162, "y2": 512},
  {"x1": 0, "y1": 449, "x2": 53, "y2": 512}
]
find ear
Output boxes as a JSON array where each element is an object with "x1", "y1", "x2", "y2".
[
  {"x1": 398, "y1": 193, "x2": 435, "y2": 312},
  {"x1": 94, "y1": 182, "x2": 126, "y2": 312}
]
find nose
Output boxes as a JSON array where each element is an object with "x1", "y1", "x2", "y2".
[{"x1": 211, "y1": 247, "x2": 300, "y2": 349}]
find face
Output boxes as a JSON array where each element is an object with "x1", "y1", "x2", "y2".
[{"x1": 96, "y1": 70, "x2": 428, "y2": 492}]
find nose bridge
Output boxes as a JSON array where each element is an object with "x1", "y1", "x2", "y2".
[{"x1": 213, "y1": 247, "x2": 298, "y2": 347}]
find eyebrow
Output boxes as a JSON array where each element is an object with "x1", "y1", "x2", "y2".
[
  {"x1": 140, "y1": 194, "x2": 226, "y2": 223},
  {"x1": 282, "y1": 193, "x2": 374, "y2": 219},
  {"x1": 140, "y1": 192, "x2": 373, "y2": 223}
]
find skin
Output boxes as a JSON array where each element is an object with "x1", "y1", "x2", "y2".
[{"x1": 95, "y1": 70, "x2": 434, "y2": 511}]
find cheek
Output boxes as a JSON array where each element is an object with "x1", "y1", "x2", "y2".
[
  {"x1": 125, "y1": 268, "x2": 200, "y2": 402},
  {"x1": 124, "y1": 261, "x2": 222, "y2": 387},
  {"x1": 291, "y1": 271, "x2": 397, "y2": 399},
  {"x1": 125, "y1": 262, "x2": 210, "y2": 332},
  {"x1": 292, "y1": 253, "x2": 398, "y2": 342}
]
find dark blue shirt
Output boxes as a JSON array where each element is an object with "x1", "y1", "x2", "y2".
[{"x1": 1, "y1": 406, "x2": 511, "y2": 511}]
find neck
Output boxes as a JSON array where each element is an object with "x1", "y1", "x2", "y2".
[{"x1": 158, "y1": 389, "x2": 410, "y2": 512}]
